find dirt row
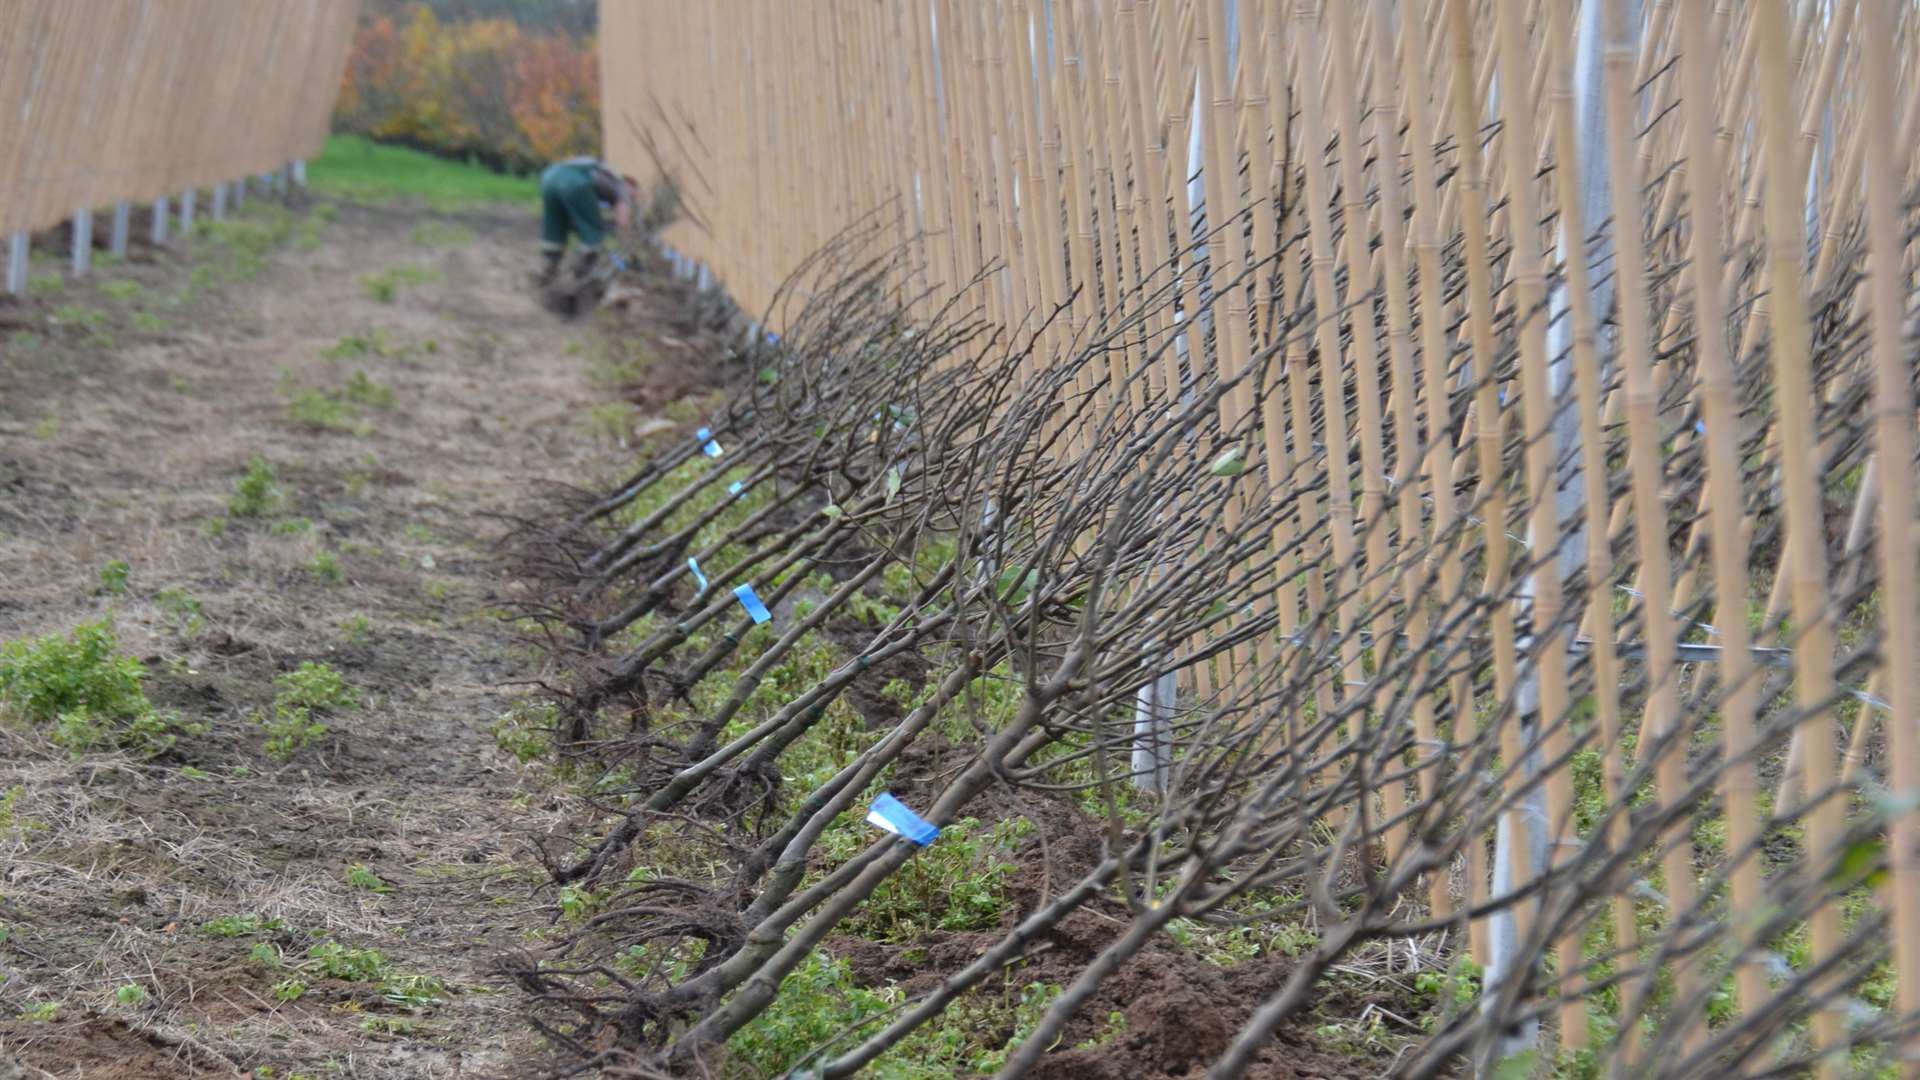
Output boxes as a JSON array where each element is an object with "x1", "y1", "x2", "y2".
[{"x1": 0, "y1": 198, "x2": 729, "y2": 1078}]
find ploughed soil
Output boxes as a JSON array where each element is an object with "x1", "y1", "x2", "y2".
[
  {"x1": 825, "y1": 731, "x2": 1433, "y2": 1080},
  {"x1": 0, "y1": 196, "x2": 738, "y2": 1077}
]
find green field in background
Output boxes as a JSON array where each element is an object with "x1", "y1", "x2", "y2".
[{"x1": 307, "y1": 135, "x2": 537, "y2": 210}]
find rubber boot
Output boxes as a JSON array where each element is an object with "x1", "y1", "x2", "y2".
[
  {"x1": 572, "y1": 248, "x2": 607, "y2": 283},
  {"x1": 532, "y1": 249, "x2": 562, "y2": 288}
]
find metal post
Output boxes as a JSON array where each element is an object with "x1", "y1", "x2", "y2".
[
  {"x1": 110, "y1": 201, "x2": 131, "y2": 258},
  {"x1": 211, "y1": 182, "x2": 227, "y2": 222},
  {"x1": 5, "y1": 232, "x2": 27, "y2": 296},
  {"x1": 233, "y1": 176, "x2": 246, "y2": 210},
  {"x1": 180, "y1": 189, "x2": 196, "y2": 234},
  {"x1": 152, "y1": 195, "x2": 171, "y2": 244},
  {"x1": 290, "y1": 160, "x2": 307, "y2": 187},
  {"x1": 71, "y1": 208, "x2": 93, "y2": 276}
]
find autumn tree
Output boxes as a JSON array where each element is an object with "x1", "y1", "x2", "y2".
[{"x1": 334, "y1": 3, "x2": 600, "y2": 174}]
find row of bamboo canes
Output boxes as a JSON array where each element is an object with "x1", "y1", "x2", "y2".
[
  {"x1": 602, "y1": 0, "x2": 1920, "y2": 1073},
  {"x1": 0, "y1": 0, "x2": 358, "y2": 238}
]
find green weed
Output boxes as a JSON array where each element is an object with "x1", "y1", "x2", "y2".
[
  {"x1": 52, "y1": 304, "x2": 107, "y2": 333},
  {"x1": 1074, "y1": 1010, "x2": 1128, "y2": 1051},
  {"x1": 0, "y1": 784, "x2": 45, "y2": 835},
  {"x1": 193, "y1": 206, "x2": 315, "y2": 282},
  {"x1": 345, "y1": 863, "x2": 390, "y2": 893},
  {"x1": 228, "y1": 456, "x2": 281, "y2": 518},
  {"x1": 359, "y1": 264, "x2": 441, "y2": 303},
  {"x1": 342, "y1": 370, "x2": 393, "y2": 407},
  {"x1": 308, "y1": 550, "x2": 342, "y2": 584},
  {"x1": 306, "y1": 940, "x2": 389, "y2": 981},
  {"x1": 277, "y1": 661, "x2": 358, "y2": 710},
  {"x1": 153, "y1": 588, "x2": 205, "y2": 638},
  {"x1": 410, "y1": 221, "x2": 473, "y2": 247},
  {"x1": 819, "y1": 815, "x2": 1031, "y2": 942},
  {"x1": 31, "y1": 415, "x2": 58, "y2": 441},
  {"x1": 28, "y1": 273, "x2": 63, "y2": 295},
  {"x1": 491, "y1": 699, "x2": 555, "y2": 763},
  {"x1": 98, "y1": 280, "x2": 143, "y2": 304},
  {"x1": 130, "y1": 311, "x2": 170, "y2": 334},
  {"x1": 97, "y1": 560, "x2": 130, "y2": 595},
  {"x1": 257, "y1": 661, "x2": 357, "y2": 760},
  {"x1": 587, "y1": 402, "x2": 633, "y2": 443},
  {"x1": 201, "y1": 913, "x2": 284, "y2": 938},
  {"x1": 731, "y1": 950, "x2": 1059, "y2": 1078},
  {"x1": 322, "y1": 327, "x2": 411, "y2": 360},
  {"x1": 587, "y1": 341, "x2": 658, "y2": 389},
  {"x1": 113, "y1": 983, "x2": 148, "y2": 1006},
  {"x1": 18, "y1": 1001, "x2": 60, "y2": 1021},
  {"x1": 286, "y1": 388, "x2": 369, "y2": 434},
  {"x1": 379, "y1": 972, "x2": 447, "y2": 1009},
  {"x1": 0, "y1": 620, "x2": 195, "y2": 755}
]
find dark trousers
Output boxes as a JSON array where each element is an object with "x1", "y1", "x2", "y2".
[{"x1": 539, "y1": 163, "x2": 606, "y2": 253}]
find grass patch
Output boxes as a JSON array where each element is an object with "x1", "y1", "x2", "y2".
[
  {"x1": 98, "y1": 280, "x2": 143, "y2": 304},
  {"x1": 360, "y1": 264, "x2": 442, "y2": 303},
  {"x1": 410, "y1": 220, "x2": 474, "y2": 247},
  {"x1": 286, "y1": 371, "x2": 390, "y2": 434},
  {"x1": 191, "y1": 205, "x2": 329, "y2": 288},
  {"x1": 308, "y1": 135, "x2": 536, "y2": 210},
  {"x1": 322, "y1": 327, "x2": 426, "y2": 361}
]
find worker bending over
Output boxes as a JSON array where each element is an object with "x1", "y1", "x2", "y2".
[{"x1": 536, "y1": 156, "x2": 636, "y2": 287}]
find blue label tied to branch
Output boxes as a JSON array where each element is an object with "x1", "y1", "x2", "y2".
[
  {"x1": 866, "y1": 792, "x2": 939, "y2": 846},
  {"x1": 734, "y1": 583, "x2": 772, "y2": 624},
  {"x1": 728, "y1": 480, "x2": 745, "y2": 497},
  {"x1": 696, "y1": 427, "x2": 724, "y2": 458},
  {"x1": 688, "y1": 557, "x2": 709, "y2": 592}
]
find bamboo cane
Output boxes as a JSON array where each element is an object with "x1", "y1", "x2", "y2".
[{"x1": 1859, "y1": 4, "x2": 1920, "y2": 1072}]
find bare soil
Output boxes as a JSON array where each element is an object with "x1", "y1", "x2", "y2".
[{"x1": 0, "y1": 199, "x2": 722, "y2": 1078}]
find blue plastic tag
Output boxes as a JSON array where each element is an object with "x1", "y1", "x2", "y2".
[
  {"x1": 734, "y1": 583, "x2": 772, "y2": 624},
  {"x1": 696, "y1": 427, "x2": 724, "y2": 458},
  {"x1": 728, "y1": 481, "x2": 745, "y2": 497},
  {"x1": 866, "y1": 792, "x2": 939, "y2": 846},
  {"x1": 688, "y1": 557, "x2": 708, "y2": 592}
]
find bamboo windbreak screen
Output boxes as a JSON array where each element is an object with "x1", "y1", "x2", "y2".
[
  {"x1": 595, "y1": 0, "x2": 1920, "y2": 1073},
  {"x1": 0, "y1": 0, "x2": 360, "y2": 238}
]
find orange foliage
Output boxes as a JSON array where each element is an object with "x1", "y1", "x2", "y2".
[{"x1": 334, "y1": 5, "x2": 599, "y2": 173}]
